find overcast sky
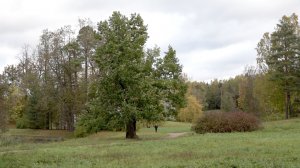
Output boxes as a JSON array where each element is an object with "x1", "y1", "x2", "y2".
[{"x1": 1, "y1": 0, "x2": 300, "y2": 82}]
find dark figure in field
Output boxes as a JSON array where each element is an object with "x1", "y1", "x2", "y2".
[{"x1": 154, "y1": 125, "x2": 158, "y2": 132}]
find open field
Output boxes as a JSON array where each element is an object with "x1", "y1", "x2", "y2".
[{"x1": 1, "y1": 119, "x2": 300, "y2": 168}]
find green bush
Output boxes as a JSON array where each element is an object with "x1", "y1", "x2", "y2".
[
  {"x1": 74, "y1": 113, "x2": 107, "y2": 137},
  {"x1": 192, "y1": 111, "x2": 261, "y2": 134},
  {"x1": 74, "y1": 125, "x2": 88, "y2": 138},
  {"x1": 16, "y1": 116, "x2": 30, "y2": 129}
]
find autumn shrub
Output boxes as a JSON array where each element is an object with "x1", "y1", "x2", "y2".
[{"x1": 192, "y1": 111, "x2": 261, "y2": 134}]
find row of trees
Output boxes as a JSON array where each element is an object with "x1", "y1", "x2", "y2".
[
  {"x1": 1, "y1": 24, "x2": 96, "y2": 131},
  {"x1": 1, "y1": 12, "x2": 299, "y2": 137},
  {"x1": 188, "y1": 67, "x2": 288, "y2": 120},
  {"x1": 0, "y1": 12, "x2": 186, "y2": 138}
]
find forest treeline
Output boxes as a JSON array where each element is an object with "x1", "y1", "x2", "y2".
[
  {"x1": 1, "y1": 12, "x2": 300, "y2": 137},
  {"x1": 187, "y1": 13, "x2": 300, "y2": 120}
]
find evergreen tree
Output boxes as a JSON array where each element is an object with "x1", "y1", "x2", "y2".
[
  {"x1": 157, "y1": 46, "x2": 187, "y2": 117},
  {"x1": 205, "y1": 79, "x2": 222, "y2": 110},
  {"x1": 77, "y1": 22, "x2": 97, "y2": 101},
  {"x1": 257, "y1": 13, "x2": 300, "y2": 119}
]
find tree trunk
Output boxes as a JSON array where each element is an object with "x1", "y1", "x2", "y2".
[
  {"x1": 49, "y1": 111, "x2": 52, "y2": 130},
  {"x1": 285, "y1": 91, "x2": 291, "y2": 119},
  {"x1": 68, "y1": 104, "x2": 75, "y2": 131},
  {"x1": 154, "y1": 125, "x2": 158, "y2": 132},
  {"x1": 126, "y1": 118, "x2": 138, "y2": 139},
  {"x1": 85, "y1": 50, "x2": 88, "y2": 101},
  {"x1": 45, "y1": 112, "x2": 50, "y2": 129}
]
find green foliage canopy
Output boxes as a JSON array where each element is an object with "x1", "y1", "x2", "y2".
[{"x1": 89, "y1": 12, "x2": 186, "y2": 138}]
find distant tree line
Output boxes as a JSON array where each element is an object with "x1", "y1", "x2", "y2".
[{"x1": 187, "y1": 13, "x2": 300, "y2": 120}]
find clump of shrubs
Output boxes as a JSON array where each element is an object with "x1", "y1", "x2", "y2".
[
  {"x1": 74, "y1": 113, "x2": 108, "y2": 137},
  {"x1": 74, "y1": 108, "x2": 125, "y2": 137},
  {"x1": 192, "y1": 111, "x2": 261, "y2": 134}
]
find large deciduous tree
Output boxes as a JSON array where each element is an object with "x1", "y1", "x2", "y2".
[
  {"x1": 93, "y1": 12, "x2": 186, "y2": 139},
  {"x1": 257, "y1": 13, "x2": 300, "y2": 119}
]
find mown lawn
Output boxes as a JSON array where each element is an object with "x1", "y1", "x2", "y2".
[{"x1": 0, "y1": 119, "x2": 300, "y2": 168}]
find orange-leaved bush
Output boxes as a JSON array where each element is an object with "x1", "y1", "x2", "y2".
[{"x1": 192, "y1": 111, "x2": 261, "y2": 134}]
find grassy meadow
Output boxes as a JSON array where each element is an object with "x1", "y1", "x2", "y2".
[{"x1": 1, "y1": 119, "x2": 300, "y2": 168}]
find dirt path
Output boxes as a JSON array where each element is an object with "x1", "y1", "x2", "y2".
[
  {"x1": 0, "y1": 149, "x2": 31, "y2": 155},
  {"x1": 167, "y1": 132, "x2": 189, "y2": 139}
]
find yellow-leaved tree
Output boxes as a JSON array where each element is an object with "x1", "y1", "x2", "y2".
[{"x1": 178, "y1": 84, "x2": 203, "y2": 122}]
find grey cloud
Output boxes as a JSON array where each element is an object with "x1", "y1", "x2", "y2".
[{"x1": 1, "y1": 0, "x2": 300, "y2": 81}]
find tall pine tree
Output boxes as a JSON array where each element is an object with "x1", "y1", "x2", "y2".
[{"x1": 257, "y1": 13, "x2": 300, "y2": 119}]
